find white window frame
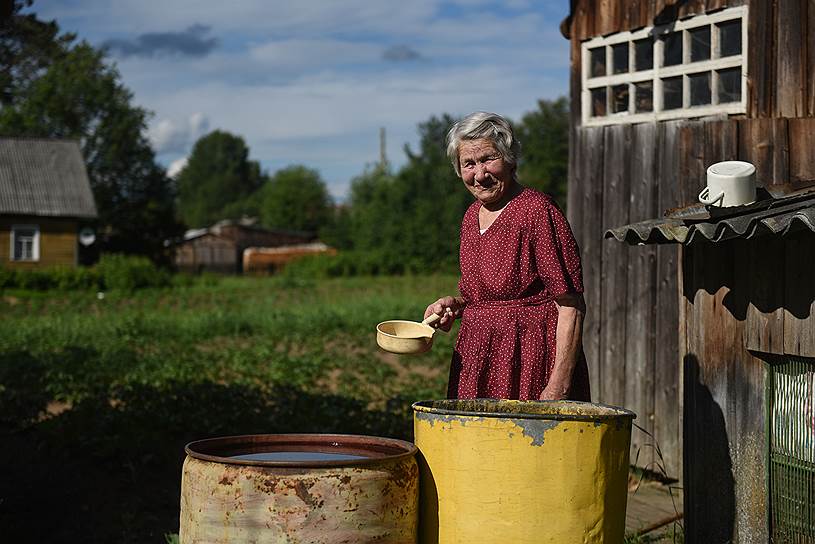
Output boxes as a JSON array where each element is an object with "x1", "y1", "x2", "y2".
[
  {"x1": 581, "y1": 5, "x2": 748, "y2": 127},
  {"x1": 10, "y1": 224, "x2": 40, "y2": 262}
]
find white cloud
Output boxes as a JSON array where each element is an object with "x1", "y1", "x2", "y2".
[
  {"x1": 167, "y1": 156, "x2": 189, "y2": 178},
  {"x1": 37, "y1": 1, "x2": 571, "y2": 200},
  {"x1": 149, "y1": 112, "x2": 210, "y2": 154}
]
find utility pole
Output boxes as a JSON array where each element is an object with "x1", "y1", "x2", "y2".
[{"x1": 379, "y1": 127, "x2": 389, "y2": 170}]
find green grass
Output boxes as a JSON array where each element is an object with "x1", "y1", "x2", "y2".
[{"x1": 0, "y1": 275, "x2": 458, "y2": 542}]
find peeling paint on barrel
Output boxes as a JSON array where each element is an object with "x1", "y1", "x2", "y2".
[
  {"x1": 179, "y1": 434, "x2": 418, "y2": 543},
  {"x1": 413, "y1": 399, "x2": 636, "y2": 544}
]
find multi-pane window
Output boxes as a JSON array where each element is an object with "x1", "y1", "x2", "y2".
[
  {"x1": 11, "y1": 224, "x2": 39, "y2": 261},
  {"x1": 581, "y1": 6, "x2": 747, "y2": 126}
]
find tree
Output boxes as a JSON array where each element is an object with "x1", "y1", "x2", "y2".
[
  {"x1": 0, "y1": 39, "x2": 183, "y2": 263},
  {"x1": 259, "y1": 165, "x2": 333, "y2": 233},
  {"x1": 176, "y1": 131, "x2": 265, "y2": 228},
  {"x1": 341, "y1": 115, "x2": 471, "y2": 271},
  {"x1": 0, "y1": 0, "x2": 75, "y2": 106},
  {"x1": 514, "y1": 97, "x2": 570, "y2": 207}
]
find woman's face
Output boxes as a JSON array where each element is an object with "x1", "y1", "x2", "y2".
[{"x1": 458, "y1": 139, "x2": 515, "y2": 206}]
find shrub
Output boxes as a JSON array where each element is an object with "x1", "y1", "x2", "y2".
[
  {"x1": 279, "y1": 250, "x2": 459, "y2": 278},
  {"x1": 96, "y1": 254, "x2": 171, "y2": 291}
]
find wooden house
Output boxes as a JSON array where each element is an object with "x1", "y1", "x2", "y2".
[
  {"x1": 0, "y1": 139, "x2": 97, "y2": 268},
  {"x1": 174, "y1": 219, "x2": 316, "y2": 274},
  {"x1": 561, "y1": 1, "x2": 815, "y2": 541}
]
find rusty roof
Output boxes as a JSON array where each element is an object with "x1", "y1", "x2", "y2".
[
  {"x1": 0, "y1": 138, "x2": 97, "y2": 219},
  {"x1": 605, "y1": 191, "x2": 815, "y2": 245}
]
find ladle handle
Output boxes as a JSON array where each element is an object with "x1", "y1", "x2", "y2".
[
  {"x1": 421, "y1": 312, "x2": 449, "y2": 335},
  {"x1": 421, "y1": 312, "x2": 442, "y2": 326}
]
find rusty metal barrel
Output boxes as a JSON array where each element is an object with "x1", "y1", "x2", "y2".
[
  {"x1": 180, "y1": 433, "x2": 419, "y2": 543},
  {"x1": 413, "y1": 399, "x2": 635, "y2": 544}
]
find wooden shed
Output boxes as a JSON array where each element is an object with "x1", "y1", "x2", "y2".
[
  {"x1": 0, "y1": 139, "x2": 98, "y2": 268},
  {"x1": 174, "y1": 219, "x2": 315, "y2": 274},
  {"x1": 561, "y1": 0, "x2": 815, "y2": 541},
  {"x1": 606, "y1": 192, "x2": 815, "y2": 542}
]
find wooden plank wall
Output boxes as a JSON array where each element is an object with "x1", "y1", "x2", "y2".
[
  {"x1": 681, "y1": 231, "x2": 815, "y2": 541},
  {"x1": 566, "y1": 0, "x2": 815, "y2": 119},
  {"x1": 566, "y1": 0, "x2": 815, "y2": 479},
  {"x1": 682, "y1": 238, "x2": 771, "y2": 543},
  {"x1": 0, "y1": 216, "x2": 78, "y2": 268}
]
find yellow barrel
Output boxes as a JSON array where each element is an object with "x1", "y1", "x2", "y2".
[{"x1": 413, "y1": 399, "x2": 635, "y2": 544}]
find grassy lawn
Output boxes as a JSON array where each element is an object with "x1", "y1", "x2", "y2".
[{"x1": 0, "y1": 275, "x2": 458, "y2": 542}]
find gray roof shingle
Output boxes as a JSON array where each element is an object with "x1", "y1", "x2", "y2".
[{"x1": 0, "y1": 138, "x2": 97, "y2": 219}]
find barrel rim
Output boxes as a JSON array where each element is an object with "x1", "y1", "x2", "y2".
[
  {"x1": 184, "y1": 433, "x2": 418, "y2": 467},
  {"x1": 412, "y1": 398, "x2": 636, "y2": 421}
]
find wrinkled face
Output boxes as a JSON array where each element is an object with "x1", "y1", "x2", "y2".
[{"x1": 458, "y1": 139, "x2": 515, "y2": 206}]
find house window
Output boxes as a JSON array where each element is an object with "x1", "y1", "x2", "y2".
[
  {"x1": 768, "y1": 356, "x2": 815, "y2": 541},
  {"x1": 11, "y1": 224, "x2": 40, "y2": 262},
  {"x1": 581, "y1": 5, "x2": 748, "y2": 126}
]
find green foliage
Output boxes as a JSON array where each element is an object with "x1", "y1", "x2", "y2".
[
  {"x1": 95, "y1": 254, "x2": 171, "y2": 291},
  {"x1": 0, "y1": 276, "x2": 455, "y2": 540},
  {"x1": 324, "y1": 116, "x2": 471, "y2": 274},
  {"x1": 259, "y1": 165, "x2": 333, "y2": 233},
  {"x1": 0, "y1": 266, "x2": 99, "y2": 291},
  {"x1": 515, "y1": 97, "x2": 570, "y2": 207},
  {"x1": 0, "y1": 0, "x2": 76, "y2": 106},
  {"x1": 176, "y1": 130, "x2": 266, "y2": 228},
  {"x1": 281, "y1": 249, "x2": 455, "y2": 279}
]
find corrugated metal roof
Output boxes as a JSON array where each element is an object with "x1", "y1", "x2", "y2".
[
  {"x1": 605, "y1": 192, "x2": 815, "y2": 245},
  {"x1": 0, "y1": 139, "x2": 97, "y2": 218}
]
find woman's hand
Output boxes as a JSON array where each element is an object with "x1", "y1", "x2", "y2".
[
  {"x1": 424, "y1": 296, "x2": 465, "y2": 332},
  {"x1": 540, "y1": 380, "x2": 570, "y2": 400}
]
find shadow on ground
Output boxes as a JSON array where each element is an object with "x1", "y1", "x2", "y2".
[{"x1": 0, "y1": 349, "x2": 414, "y2": 543}]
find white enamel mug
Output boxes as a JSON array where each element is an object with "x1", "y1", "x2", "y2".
[{"x1": 698, "y1": 161, "x2": 756, "y2": 207}]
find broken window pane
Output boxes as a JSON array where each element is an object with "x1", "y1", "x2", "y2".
[
  {"x1": 718, "y1": 68, "x2": 741, "y2": 103},
  {"x1": 718, "y1": 20, "x2": 742, "y2": 57},
  {"x1": 590, "y1": 47, "x2": 606, "y2": 77},
  {"x1": 663, "y1": 32, "x2": 682, "y2": 66},
  {"x1": 689, "y1": 72, "x2": 711, "y2": 106},
  {"x1": 591, "y1": 87, "x2": 607, "y2": 116},
  {"x1": 612, "y1": 43, "x2": 629, "y2": 74},
  {"x1": 635, "y1": 81, "x2": 653, "y2": 112},
  {"x1": 690, "y1": 26, "x2": 711, "y2": 62},
  {"x1": 662, "y1": 76, "x2": 683, "y2": 109},
  {"x1": 635, "y1": 38, "x2": 653, "y2": 71}
]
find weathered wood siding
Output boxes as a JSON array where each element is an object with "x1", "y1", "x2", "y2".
[
  {"x1": 566, "y1": 0, "x2": 815, "y2": 119},
  {"x1": 570, "y1": 116, "x2": 815, "y2": 477},
  {"x1": 0, "y1": 215, "x2": 77, "y2": 268},
  {"x1": 681, "y1": 232, "x2": 815, "y2": 543},
  {"x1": 567, "y1": 0, "x2": 815, "y2": 478}
]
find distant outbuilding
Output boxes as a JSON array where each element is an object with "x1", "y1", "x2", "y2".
[
  {"x1": 173, "y1": 218, "x2": 319, "y2": 274},
  {"x1": 0, "y1": 138, "x2": 97, "y2": 268}
]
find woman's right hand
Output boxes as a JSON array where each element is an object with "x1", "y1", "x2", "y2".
[{"x1": 424, "y1": 296, "x2": 465, "y2": 332}]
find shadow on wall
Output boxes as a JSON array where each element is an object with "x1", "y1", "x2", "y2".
[
  {"x1": 686, "y1": 234, "x2": 815, "y2": 321},
  {"x1": 0, "y1": 349, "x2": 414, "y2": 543},
  {"x1": 683, "y1": 354, "x2": 736, "y2": 544}
]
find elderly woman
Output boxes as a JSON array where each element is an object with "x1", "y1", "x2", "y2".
[{"x1": 425, "y1": 111, "x2": 590, "y2": 401}]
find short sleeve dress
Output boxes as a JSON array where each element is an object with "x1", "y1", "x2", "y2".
[{"x1": 448, "y1": 187, "x2": 591, "y2": 401}]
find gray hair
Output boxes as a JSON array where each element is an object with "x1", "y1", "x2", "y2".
[{"x1": 445, "y1": 111, "x2": 521, "y2": 177}]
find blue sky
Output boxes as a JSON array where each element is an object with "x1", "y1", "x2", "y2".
[{"x1": 35, "y1": 1, "x2": 571, "y2": 200}]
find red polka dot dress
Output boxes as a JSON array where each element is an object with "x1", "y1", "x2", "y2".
[{"x1": 448, "y1": 187, "x2": 591, "y2": 401}]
